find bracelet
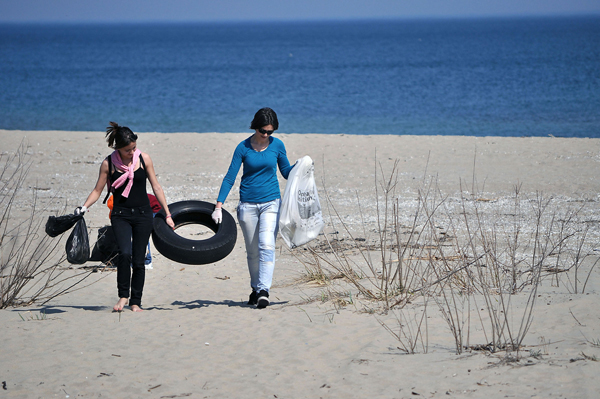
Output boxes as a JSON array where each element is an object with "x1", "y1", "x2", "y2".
[{"x1": 166, "y1": 214, "x2": 172, "y2": 218}]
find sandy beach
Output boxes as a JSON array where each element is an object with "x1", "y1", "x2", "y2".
[{"x1": 1, "y1": 129, "x2": 600, "y2": 398}]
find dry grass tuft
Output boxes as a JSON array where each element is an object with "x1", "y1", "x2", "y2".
[
  {"x1": 0, "y1": 141, "x2": 104, "y2": 308},
  {"x1": 291, "y1": 155, "x2": 597, "y2": 356}
]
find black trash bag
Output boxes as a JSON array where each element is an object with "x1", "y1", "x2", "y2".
[
  {"x1": 66, "y1": 218, "x2": 90, "y2": 264},
  {"x1": 89, "y1": 225, "x2": 120, "y2": 264},
  {"x1": 45, "y1": 213, "x2": 83, "y2": 237}
]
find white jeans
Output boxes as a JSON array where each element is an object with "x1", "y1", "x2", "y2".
[{"x1": 237, "y1": 199, "x2": 281, "y2": 293}]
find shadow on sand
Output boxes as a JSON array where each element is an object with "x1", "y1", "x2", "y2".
[{"x1": 171, "y1": 299, "x2": 289, "y2": 309}]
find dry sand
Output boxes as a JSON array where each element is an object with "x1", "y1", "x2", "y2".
[{"x1": 1, "y1": 129, "x2": 600, "y2": 398}]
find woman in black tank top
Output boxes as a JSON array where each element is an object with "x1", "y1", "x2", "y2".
[
  {"x1": 77, "y1": 122, "x2": 175, "y2": 312},
  {"x1": 110, "y1": 158, "x2": 150, "y2": 208}
]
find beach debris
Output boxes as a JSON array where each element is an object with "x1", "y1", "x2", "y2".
[
  {"x1": 580, "y1": 352, "x2": 599, "y2": 362},
  {"x1": 97, "y1": 372, "x2": 112, "y2": 377},
  {"x1": 215, "y1": 276, "x2": 230, "y2": 280},
  {"x1": 148, "y1": 384, "x2": 162, "y2": 392},
  {"x1": 2, "y1": 381, "x2": 6, "y2": 390}
]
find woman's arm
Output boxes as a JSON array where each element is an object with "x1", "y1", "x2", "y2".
[
  {"x1": 276, "y1": 140, "x2": 293, "y2": 179},
  {"x1": 143, "y1": 152, "x2": 175, "y2": 229},
  {"x1": 216, "y1": 143, "x2": 244, "y2": 205},
  {"x1": 212, "y1": 143, "x2": 244, "y2": 223},
  {"x1": 81, "y1": 158, "x2": 110, "y2": 210}
]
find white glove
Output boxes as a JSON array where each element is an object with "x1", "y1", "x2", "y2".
[
  {"x1": 211, "y1": 208, "x2": 222, "y2": 224},
  {"x1": 74, "y1": 206, "x2": 88, "y2": 216}
]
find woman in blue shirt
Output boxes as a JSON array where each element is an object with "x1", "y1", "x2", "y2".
[{"x1": 212, "y1": 108, "x2": 293, "y2": 309}]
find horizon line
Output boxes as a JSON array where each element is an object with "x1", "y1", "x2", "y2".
[{"x1": 1, "y1": 12, "x2": 599, "y2": 25}]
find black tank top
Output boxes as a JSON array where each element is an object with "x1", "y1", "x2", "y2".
[{"x1": 110, "y1": 155, "x2": 150, "y2": 208}]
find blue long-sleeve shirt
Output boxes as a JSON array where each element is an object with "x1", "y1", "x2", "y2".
[{"x1": 217, "y1": 136, "x2": 293, "y2": 204}]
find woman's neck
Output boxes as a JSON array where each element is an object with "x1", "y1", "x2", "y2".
[
  {"x1": 250, "y1": 134, "x2": 269, "y2": 152},
  {"x1": 252, "y1": 133, "x2": 269, "y2": 145}
]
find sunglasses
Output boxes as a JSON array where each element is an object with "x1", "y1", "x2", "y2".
[{"x1": 258, "y1": 128, "x2": 274, "y2": 135}]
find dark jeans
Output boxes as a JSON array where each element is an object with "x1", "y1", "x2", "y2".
[{"x1": 111, "y1": 204, "x2": 153, "y2": 307}]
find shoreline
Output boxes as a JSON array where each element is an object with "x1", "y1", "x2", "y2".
[
  {"x1": 3, "y1": 128, "x2": 600, "y2": 138},
  {"x1": 3, "y1": 129, "x2": 599, "y2": 199}
]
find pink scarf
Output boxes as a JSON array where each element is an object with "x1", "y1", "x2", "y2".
[{"x1": 110, "y1": 149, "x2": 141, "y2": 198}]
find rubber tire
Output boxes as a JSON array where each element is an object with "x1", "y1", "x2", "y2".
[{"x1": 152, "y1": 200, "x2": 237, "y2": 265}]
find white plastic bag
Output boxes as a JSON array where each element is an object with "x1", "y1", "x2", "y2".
[{"x1": 279, "y1": 156, "x2": 324, "y2": 249}]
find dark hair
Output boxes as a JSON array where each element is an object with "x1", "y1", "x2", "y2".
[
  {"x1": 105, "y1": 121, "x2": 138, "y2": 149},
  {"x1": 250, "y1": 107, "x2": 279, "y2": 131}
]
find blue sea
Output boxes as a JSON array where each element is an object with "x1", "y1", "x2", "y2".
[{"x1": 0, "y1": 17, "x2": 599, "y2": 137}]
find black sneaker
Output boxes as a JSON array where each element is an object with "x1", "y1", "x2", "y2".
[
  {"x1": 257, "y1": 290, "x2": 270, "y2": 309},
  {"x1": 247, "y1": 290, "x2": 258, "y2": 306}
]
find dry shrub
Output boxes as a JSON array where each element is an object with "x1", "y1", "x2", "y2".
[
  {"x1": 292, "y1": 156, "x2": 596, "y2": 355},
  {"x1": 0, "y1": 141, "x2": 98, "y2": 308}
]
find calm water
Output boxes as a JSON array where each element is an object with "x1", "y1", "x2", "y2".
[{"x1": 1, "y1": 17, "x2": 599, "y2": 137}]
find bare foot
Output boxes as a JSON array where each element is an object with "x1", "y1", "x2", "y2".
[
  {"x1": 113, "y1": 298, "x2": 128, "y2": 312},
  {"x1": 130, "y1": 305, "x2": 143, "y2": 312}
]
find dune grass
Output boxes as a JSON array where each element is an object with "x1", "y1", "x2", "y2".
[
  {"x1": 293, "y1": 155, "x2": 597, "y2": 356},
  {"x1": 0, "y1": 141, "x2": 100, "y2": 308}
]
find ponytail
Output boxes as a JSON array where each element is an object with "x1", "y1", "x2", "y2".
[{"x1": 105, "y1": 121, "x2": 138, "y2": 149}]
